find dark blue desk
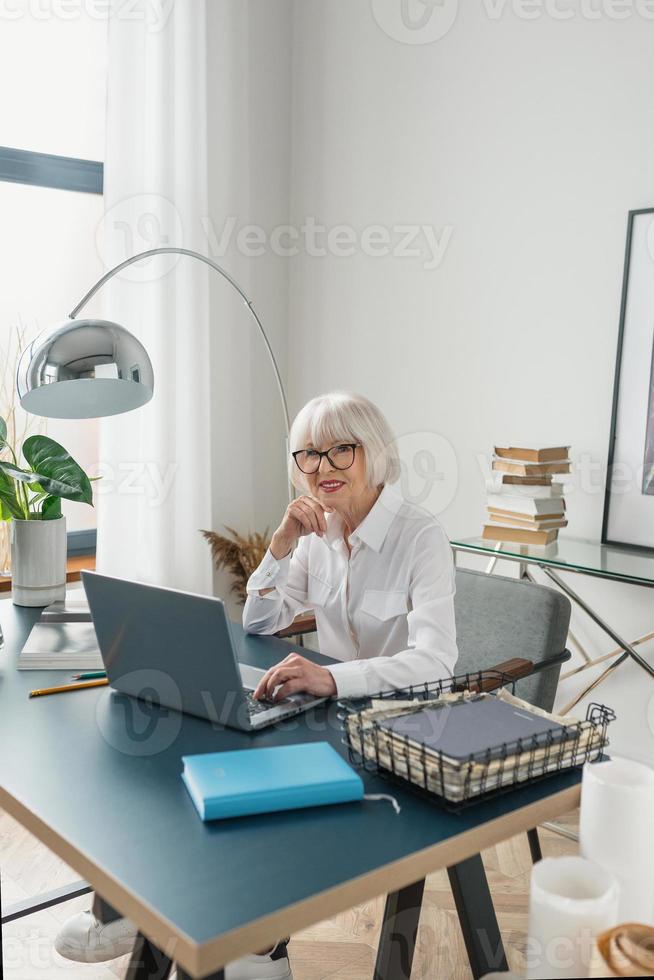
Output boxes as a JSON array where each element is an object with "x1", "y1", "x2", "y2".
[{"x1": 0, "y1": 602, "x2": 581, "y2": 979}]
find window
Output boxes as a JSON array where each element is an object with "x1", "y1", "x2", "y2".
[{"x1": 0, "y1": 8, "x2": 108, "y2": 564}]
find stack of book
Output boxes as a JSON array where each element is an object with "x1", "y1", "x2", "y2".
[{"x1": 482, "y1": 444, "x2": 571, "y2": 545}]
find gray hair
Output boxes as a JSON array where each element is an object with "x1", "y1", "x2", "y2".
[{"x1": 288, "y1": 391, "x2": 401, "y2": 493}]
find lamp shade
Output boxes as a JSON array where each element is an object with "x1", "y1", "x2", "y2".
[{"x1": 16, "y1": 319, "x2": 154, "y2": 419}]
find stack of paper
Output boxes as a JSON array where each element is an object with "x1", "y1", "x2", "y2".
[
  {"x1": 17, "y1": 621, "x2": 103, "y2": 670},
  {"x1": 482, "y1": 445, "x2": 571, "y2": 545}
]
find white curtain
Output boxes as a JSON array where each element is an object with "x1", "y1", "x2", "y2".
[{"x1": 96, "y1": 0, "x2": 213, "y2": 594}]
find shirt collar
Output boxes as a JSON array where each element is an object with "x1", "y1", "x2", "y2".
[{"x1": 323, "y1": 482, "x2": 405, "y2": 554}]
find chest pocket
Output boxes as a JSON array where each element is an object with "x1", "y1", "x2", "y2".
[
  {"x1": 307, "y1": 573, "x2": 335, "y2": 608},
  {"x1": 361, "y1": 589, "x2": 409, "y2": 621}
]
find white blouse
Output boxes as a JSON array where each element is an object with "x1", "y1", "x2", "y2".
[{"x1": 242, "y1": 481, "x2": 459, "y2": 699}]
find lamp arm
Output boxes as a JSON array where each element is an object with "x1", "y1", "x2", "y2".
[
  {"x1": 69, "y1": 246, "x2": 290, "y2": 437},
  {"x1": 69, "y1": 246, "x2": 294, "y2": 504}
]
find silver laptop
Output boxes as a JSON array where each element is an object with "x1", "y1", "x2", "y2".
[{"x1": 81, "y1": 570, "x2": 326, "y2": 731}]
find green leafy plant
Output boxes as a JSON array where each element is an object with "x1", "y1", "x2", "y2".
[{"x1": 0, "y1": 415, "x2": 94, "y2": 522}]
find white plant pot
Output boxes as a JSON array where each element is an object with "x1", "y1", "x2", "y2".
[{"x1": 10, "y1": 516, "x2": 67, "y2": 607}]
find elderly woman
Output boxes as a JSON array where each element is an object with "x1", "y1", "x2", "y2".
[
  {"x1": 55, "y1": 391, "x2": 458, "y2": 980},
  {"x1": 245, "y1": 390, "x2": 459, "y2": 704}
]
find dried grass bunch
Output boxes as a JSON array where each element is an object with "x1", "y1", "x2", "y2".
[{"x1": 201, "y1": 526, "x2": 271, "y2": 604}]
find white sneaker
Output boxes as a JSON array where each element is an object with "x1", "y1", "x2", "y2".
[
  {"x1": 170, "y1": 940, "x2": 292, "y2": 980},
  {"x1": 55, "y1": 911, "x2": 292, "y2": 979},
  {"x1": 54, "y1": 911, "x2": 138, "y2": 962}
]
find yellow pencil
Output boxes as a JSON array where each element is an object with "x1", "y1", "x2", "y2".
[{"x1": 29, "y1": 678, "x2": 109, "y2": 698}]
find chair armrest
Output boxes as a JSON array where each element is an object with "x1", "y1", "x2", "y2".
[
  {"x1": 528, "y1": 648, "x2": 572, "y2": 671},
  {"x1": 275, "y1": 613, "x2": 317, "y2": 638},
  {"x1": 462, "y1": 649, "x2": 572, "y2": 694},
  {"x1": 455, "y1": 658, "x2": 534, "y2": 694}
]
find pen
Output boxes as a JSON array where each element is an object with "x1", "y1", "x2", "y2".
[
  {"x1": 71, "y1": 671, "x2": 107, "y2": 681},
  {"x1": 29, "y1": 679, "x2": 109, "y2": 698}
]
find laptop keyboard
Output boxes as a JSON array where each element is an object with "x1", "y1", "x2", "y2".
[{"x1": 246, "y1": 692, "x2": 291, "y2": 715}]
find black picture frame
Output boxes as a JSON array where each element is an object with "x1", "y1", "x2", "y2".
[{"x1": 601, "y1": 207, "x2": 654, "y2": 553}]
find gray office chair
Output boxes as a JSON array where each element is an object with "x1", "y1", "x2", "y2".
[{"x1": 453, "y1": 567, "x2": 571, "y2": 712}]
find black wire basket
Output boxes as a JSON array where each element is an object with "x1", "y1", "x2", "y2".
[{"x1": 338, "y1": 669, "x2": 615, "y2": 811}]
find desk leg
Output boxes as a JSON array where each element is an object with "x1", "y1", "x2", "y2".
[
  {"x1": 447, "y1": 854, "x2": 508, "y2": 980},
  {"x1": 124, "y1": 933, "x2": 173, "y2": 979},
  {"x1": 373, "y1": 877, "x2": 425, "y2": 980},
  {"x1": 92, "y1": 892, "x2": 123, "y2": 924},
  {"x1": 527, "y1": 827, "x2": 543, "y2": 864}
]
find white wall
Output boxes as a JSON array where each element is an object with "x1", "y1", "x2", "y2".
[{"x1": 285, "y1": 0, "x2": 654, "y2": 758}]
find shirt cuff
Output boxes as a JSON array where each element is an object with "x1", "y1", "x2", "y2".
[
  {"x1": 246, "y1": 547, "x2": 292, "y2": 594},
  {"x1": 324, "y1": 661, "x2": 370, "y2": 700}
]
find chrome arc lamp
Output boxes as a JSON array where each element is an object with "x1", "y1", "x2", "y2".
[{"x1": 16, "y1": 247, "x2": 293, "y2": 500}]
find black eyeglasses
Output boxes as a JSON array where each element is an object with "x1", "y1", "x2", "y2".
[{"x1": 292, "y1": 443, "x2": 361, "y2": 474}]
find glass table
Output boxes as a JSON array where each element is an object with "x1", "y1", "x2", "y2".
[{"x1": 451, "y1": 535, "x2": 654, "y2": 713}]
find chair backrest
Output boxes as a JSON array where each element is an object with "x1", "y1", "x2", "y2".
[{"x1": 454, "y1": 568, "x2": 571, "y2": 711}]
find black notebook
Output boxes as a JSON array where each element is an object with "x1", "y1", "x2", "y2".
[{"x1": 378, "y1": 695, "x2": 568, "y2": 762}]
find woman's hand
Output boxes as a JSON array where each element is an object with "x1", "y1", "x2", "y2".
[
  {"x1": 253, "y1": 651, "x2": 337, "y2": 701},
  {"x1": 269, "y1": 495, "x2": 334, "y2": 559}
]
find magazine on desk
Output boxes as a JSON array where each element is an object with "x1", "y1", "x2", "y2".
[{"x1": 17, "y1": 621, "x2": 103, "y2": 670}]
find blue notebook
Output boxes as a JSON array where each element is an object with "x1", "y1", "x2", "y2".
[{"x1": 181, "y1": 742, "x2": 364, "y2": 821}]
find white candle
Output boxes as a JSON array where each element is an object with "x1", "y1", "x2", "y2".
[
  {"x1": 580, "y1": 756, "x2": 654, "y2": 924},
  {"x1": 526, "y1": 856, "x2": 619, "y2": 979}
]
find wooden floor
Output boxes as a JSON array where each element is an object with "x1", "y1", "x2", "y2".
[{"x1": 0, "y1": 807, "x2": 578, "y2": 979}]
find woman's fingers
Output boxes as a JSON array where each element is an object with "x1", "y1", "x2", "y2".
[
  {"x1": 306, "y1": 497, "x2": 329, "y2": 532},
  {"x1": 292, "y1": 499, "x2": 318, "y2": 531},
  {"x1": 302, "y1": 497, "x2": 327, "y2": 533},
  {"x1": 253, "y1": 653, "x2": 303, "y2": 698},
  {"x1": 264, "y1": 666, "x2": 302, "y2": 700},
  {"x1": 300, "y1": 495, "x2": 331, "y2": 533},
  {"x1": 253, "y1": 658, "x2": 305, "y2": 700},
  {"x1": 289, "y1": 501, "x2": 315, "y2": 535},
  {"x1": 253, "y1": 672, "x2": 274, "y2": 701},
  {"x1": 283, "y1": 494, "x2": 332, "y2": 539},
  {"x1": 294, "y1": 499, "x2": 322, "y2": 535},
  {"x1": 255, "y1": 666, "x2": 280, "y2": 699},
  {"x1": 253, "y1": 666, "x2": 281, "y2": 700},
  {"x1": 252, "y1": 654, "x2": 336, "y2": 701}
]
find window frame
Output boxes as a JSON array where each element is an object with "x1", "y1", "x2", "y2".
[
  {"x1": 0, "y1": 145, "x2": 102, "y2": 194},
  {"x1": 0, "y1": 144, "x2": 103, "y2": 555}
]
